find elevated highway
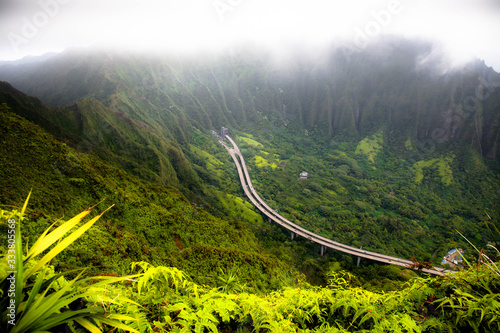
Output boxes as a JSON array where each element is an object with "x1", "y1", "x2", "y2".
[{"x1": 220, "y1": 135, "x2": 449, "y2": 276}]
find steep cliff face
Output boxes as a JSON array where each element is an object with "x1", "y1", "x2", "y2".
[
  {"x1": 0, "y1": 39, "x2": 499, "y2": 159},
  {"x1": 0, "y1": 81, "x2": 203, "y2": 197}
]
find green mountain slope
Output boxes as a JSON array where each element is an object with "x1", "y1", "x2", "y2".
[
  {"x1": 0, "y1": 103, "x2": 299, "y2": 291},
  {"x1": 0, "y1": 80, "x2": 212, "y2": 206}
]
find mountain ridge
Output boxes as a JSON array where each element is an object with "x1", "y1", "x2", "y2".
[
  {"x1": 1, "y1": 39, "x2": 498, "y2": 159},
  {"x1": 0, "y1": 100, "x2": 301, "y2": 291}
]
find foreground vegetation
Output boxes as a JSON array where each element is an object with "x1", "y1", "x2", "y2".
[{"x1": 1, "y1": 198, "x2": 499, "y2": 332}]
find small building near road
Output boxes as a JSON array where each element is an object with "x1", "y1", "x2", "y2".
[
  {"x1": 299, "y1": 171, "x2": 308, "y2": 180},
  {"x1": 441, "y1": 248, "x2": 464, "y2": 268},
  {"x1": 221, "y1": 127, "x2": 229, "y2": 137}
]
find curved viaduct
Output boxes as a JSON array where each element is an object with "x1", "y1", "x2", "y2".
[{"x1": 220, "y1": 135, "x2": 449, "y2": 276}]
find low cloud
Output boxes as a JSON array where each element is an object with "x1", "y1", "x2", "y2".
[{"x1": 0, "y1": 0, "x2": 498, "y2": 71}]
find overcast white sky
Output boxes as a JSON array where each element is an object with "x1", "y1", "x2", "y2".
[{"x1": 1, "y1": 0, "x2": 499, "y2": 70}]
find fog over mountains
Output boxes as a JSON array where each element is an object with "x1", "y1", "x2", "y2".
[{"x1": 1, "y1": 38, "x2": 499, "y2": 160}]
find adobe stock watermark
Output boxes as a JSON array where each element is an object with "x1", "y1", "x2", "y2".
[
  {"x1": 341, "y1": 0, "x2": 403, "y2": 62},
  {"x1": 212, "y1": 0, "x2": 244, "y2": 21},
  {"x1": 8, "y1": 0, "x2": 71, "y2": 53},
  {"x1": 6, "y1": 217, "x2": 17, "y2": 326},
  {"x1": 430, "y1": 74, "x2": 500, "y2": 146},
  {"x1": 405, "y1": 73, "x2": 500, "y2": 169}
]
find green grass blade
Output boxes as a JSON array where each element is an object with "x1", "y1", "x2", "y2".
[
  {"x1": 94, "y1": 315, "x2": 140, "y2": 333},
  {"x1": 483, "y1": 213, "x2": 500, "y2": 249},
  {"x1": 33, "y1": 308, "x2": 103, "y2": 332},
  {"x1": 24, "y1": 205, "x2": 113, "y2": 281},
  {"x1": 456, "y1": 229, "x2": 480, "y2": 254},
  {"x1": 26, "y1": 209, "x2": 91, "y2": 260},
  {"x1": 16, "y1": 267, "x2": 46, "y2": 323},
  {"x1": 20, "y1": 189, "x2": 31, "y2": 220},
  {"x1": 15, "y1": 290, "x2": 100, "y2": 333},
  {"x1": 11, "y1": 274, "x2": 82, "y2": 333},
  {"x1": 79, "y1": 274, "x2": 142, "y2": 288},
  {"x1": 107, "y1": 314, "x2": 139, "y2": 322},
  {"x1": 74, "y1": 318, "x2": 102, "y2": 333},
  {"x1": 14, "y1": 269, "x2": 96, "y2": 332}
]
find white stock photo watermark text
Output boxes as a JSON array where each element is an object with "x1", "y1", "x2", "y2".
[
  {"x1": 7, "y1": 0, "x2": 71, "y2": 54},
  {"x1": 6, "y1": 217, "x2": 17, "y2": 326}
]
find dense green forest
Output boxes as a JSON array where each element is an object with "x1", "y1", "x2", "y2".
[
  {"x1": 0, "y1": 103, "x2": 301, "y2": 292},
  {"x1": 1, "y1": 38, "x2": 499, "y2": 331},
  {"x1": 1, "y1": 196, "x2": 500, "y2": 332}
]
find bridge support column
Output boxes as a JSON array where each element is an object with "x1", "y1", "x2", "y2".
[
  {"x1": 291, "y1": 232, "x2": 295, "y2": 240},
  {"x1": 268, "y1": 217, "x2": 271, "y2": 223},
  {"x1": 320, "y1": 245, "x2": 326, "y2": 257},
  {"x1": 357, "y1": 246, "x2": 362, "y2": 267}
]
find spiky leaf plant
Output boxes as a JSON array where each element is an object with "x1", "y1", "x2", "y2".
[{"x1": 0, "y1": 191, "x2": 141, "y2": 332}]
